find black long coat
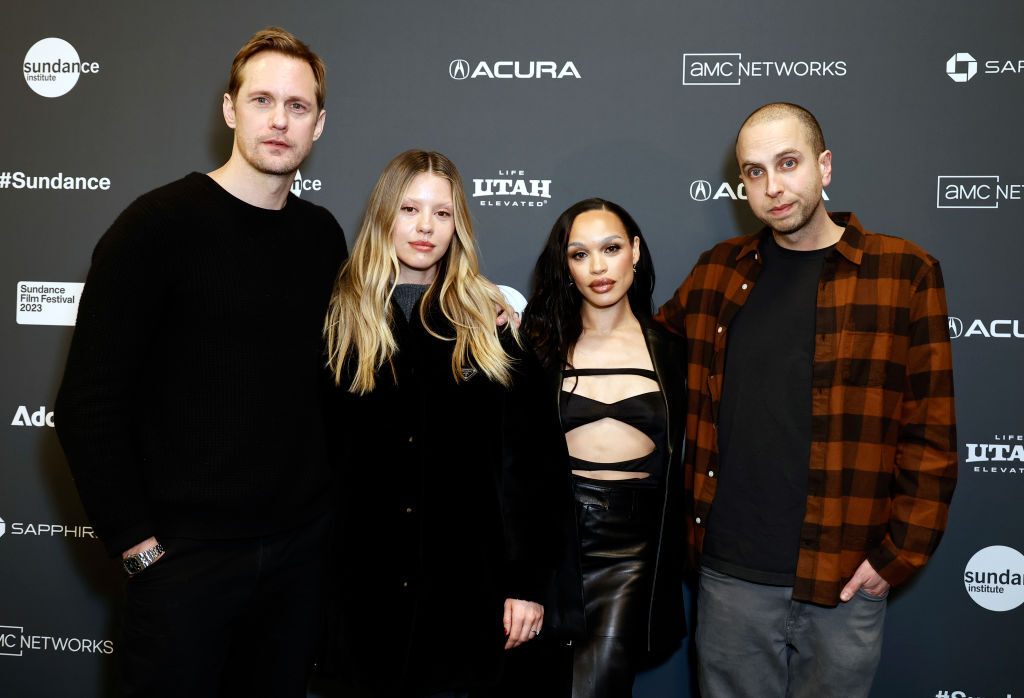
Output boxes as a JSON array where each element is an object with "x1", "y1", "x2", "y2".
[
  {"x1": 542, "y1": 319, "x2": 687, "y2": 656},
  {"x1": 328, "y1": 300, "x2": 565, "y2": 695}
]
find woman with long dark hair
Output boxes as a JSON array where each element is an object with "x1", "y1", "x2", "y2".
[
  {"x1": 521, "y1": 198, "x2": 686, "y2": 697},
  {"x1": 324, "y1": 150, "x2": 562, "y2": 697}
]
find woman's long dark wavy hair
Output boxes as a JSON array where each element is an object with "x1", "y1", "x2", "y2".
[{"x1": 523, "y1": 198, "x2": 655, "y2": 370}]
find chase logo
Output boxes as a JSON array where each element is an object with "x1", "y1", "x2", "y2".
[
  {"x1": 945, "y1": 52, "x2": 1024, "y2": 83},
  {"x1": 946, "y1": 52, "x2": 978, "y2": 82},
  {"x1": 449, "y1": 59, "x2": 470, "y2": 80}
]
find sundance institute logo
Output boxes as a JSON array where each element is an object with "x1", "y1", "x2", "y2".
[
  {"x1": 290, "y1": 170, "x2": 322, "y2": 198},
  {"x1": 23, "y1": 38, "x2": 99, "y2": 98},
  {"x1": 964, "y1": 545, "x2": 1024, "y2": 612}
]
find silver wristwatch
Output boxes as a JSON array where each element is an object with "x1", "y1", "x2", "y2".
[{"x1": 122, "y1": 542, "x2": 166, "y2": 576}]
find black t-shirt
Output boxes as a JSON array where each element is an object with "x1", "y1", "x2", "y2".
[{"x1": 702, "y1": 233, "x2": 828, "y2": 586}]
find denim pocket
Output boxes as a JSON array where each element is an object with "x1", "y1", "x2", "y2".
[{"x1": 855, "y1": 586, "x2": 889, "y2": 601}]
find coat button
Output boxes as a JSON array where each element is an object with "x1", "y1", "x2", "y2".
[
  {"x1": 741, "y1": 283, "x2": 748, "y2": 290},
  {"x1": 405, "y1": 506, "x2": 414, "y2": 514},
  {"x1": 717, "y1": 326, "x2": 723, "y2": 334},
  {"x1": 708, "y1": 470, "x2": 715, "y2": 478},
  {"x1": 407, "y1": 435, "x2": 415, "y2": 444},
  {"x1": 695, "y1": 517, "x2": 702, "y2": 524}
]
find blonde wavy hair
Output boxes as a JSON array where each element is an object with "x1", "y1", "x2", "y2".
[{"x1": 325, "y1": 150, "x2": 518, "y2": 394}]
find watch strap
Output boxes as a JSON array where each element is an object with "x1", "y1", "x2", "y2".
[{"x1": 122, "y1": 542, "x2": 166, "y2": 576}]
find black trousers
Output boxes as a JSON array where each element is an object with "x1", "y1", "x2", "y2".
[
  {"x1": 498, "y1": 477, "x2": 661, "y2": 698},
  {"x1": 571, "y1": 476, "x2": 659, "y2": 698},
  {"x1": 119, "y1": 512, "x2": 331, "y2": 698}
]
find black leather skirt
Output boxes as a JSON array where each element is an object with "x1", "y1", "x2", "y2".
[{"x1": 571, "y1": 475, "x2": 660, "y2": 698}]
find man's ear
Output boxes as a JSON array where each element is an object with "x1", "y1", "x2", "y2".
[
  {"x1": 222, "y1": 93, "x2": 237, "y2": 129},
  {"x1": 312, "y1": 109, "x2": 326, "y2": 141},
  {"x1": 819, "y1": 149, "x2": 833, "y2": 188}
]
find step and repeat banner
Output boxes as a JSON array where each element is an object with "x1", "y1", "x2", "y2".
[{"x1": 3, "y1": 1, "x2": 1022, "y2": 695}]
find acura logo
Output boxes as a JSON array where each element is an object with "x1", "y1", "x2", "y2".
[
  {"x1": 449, "y1": 59, "x2": 470, "y2": 80},
  {"x1": 690, "y1": 179, "x2": 712, "y2": 201},
  {"x1": 948, "y1": 316, "x2": 964, "y2": 339},
  {"x1": 946, "y1": 52, "x2": 977, "y2": 83}
]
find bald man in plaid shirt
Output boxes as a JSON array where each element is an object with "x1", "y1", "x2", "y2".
[{"x1": 656, "y1": 103, "x2": 957, "y2": 697}]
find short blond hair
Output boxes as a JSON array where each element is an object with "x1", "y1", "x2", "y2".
[{"x1": 227, "y1": 26, "x2": 326, "y2": 110}]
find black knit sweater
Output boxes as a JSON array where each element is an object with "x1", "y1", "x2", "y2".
[{"x1": 55, "y1": 173, "x2": 348, "y2": 556}]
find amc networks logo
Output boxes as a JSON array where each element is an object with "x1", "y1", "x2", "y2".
[{"x1": 1, "y1": 625, "x2": 114, "y2": 657}]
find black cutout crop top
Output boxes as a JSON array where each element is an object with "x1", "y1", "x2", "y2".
[{"x1": 560, "y1": 368, "x2": 667, "y2": 480}]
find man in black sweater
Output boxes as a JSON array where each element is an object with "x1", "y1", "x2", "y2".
[{"x1": 54, "y1": 27, "x2": 347, "y2": 697}]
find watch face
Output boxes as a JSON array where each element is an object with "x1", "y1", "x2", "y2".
[{"x1": 123, "y1": 557, "x2": 144, "y2": 574}]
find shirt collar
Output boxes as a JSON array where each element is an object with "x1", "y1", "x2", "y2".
[
  {"x1": 738, "y1": 211, "x2": 867, "y2": 265},
  {"x1": 829, "y1": 212, "x2": 865, "y2": 266}
]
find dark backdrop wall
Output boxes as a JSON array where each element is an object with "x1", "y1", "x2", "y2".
[{"x1": 3, "y1": 1, "x2": 1023, "y2": 695}]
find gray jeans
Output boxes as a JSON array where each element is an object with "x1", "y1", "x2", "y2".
[{"x1": 696, "y1": 566, "x2": 887, "y2": 698}]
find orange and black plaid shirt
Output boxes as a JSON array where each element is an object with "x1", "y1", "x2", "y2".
[{"x1": 655, "y1": 213, "x2": 957, "y2": 606}]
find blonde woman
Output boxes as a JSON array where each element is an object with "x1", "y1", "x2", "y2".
[{"x1": 324, "y1": 150, "x2": 562, "y2": 698}]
